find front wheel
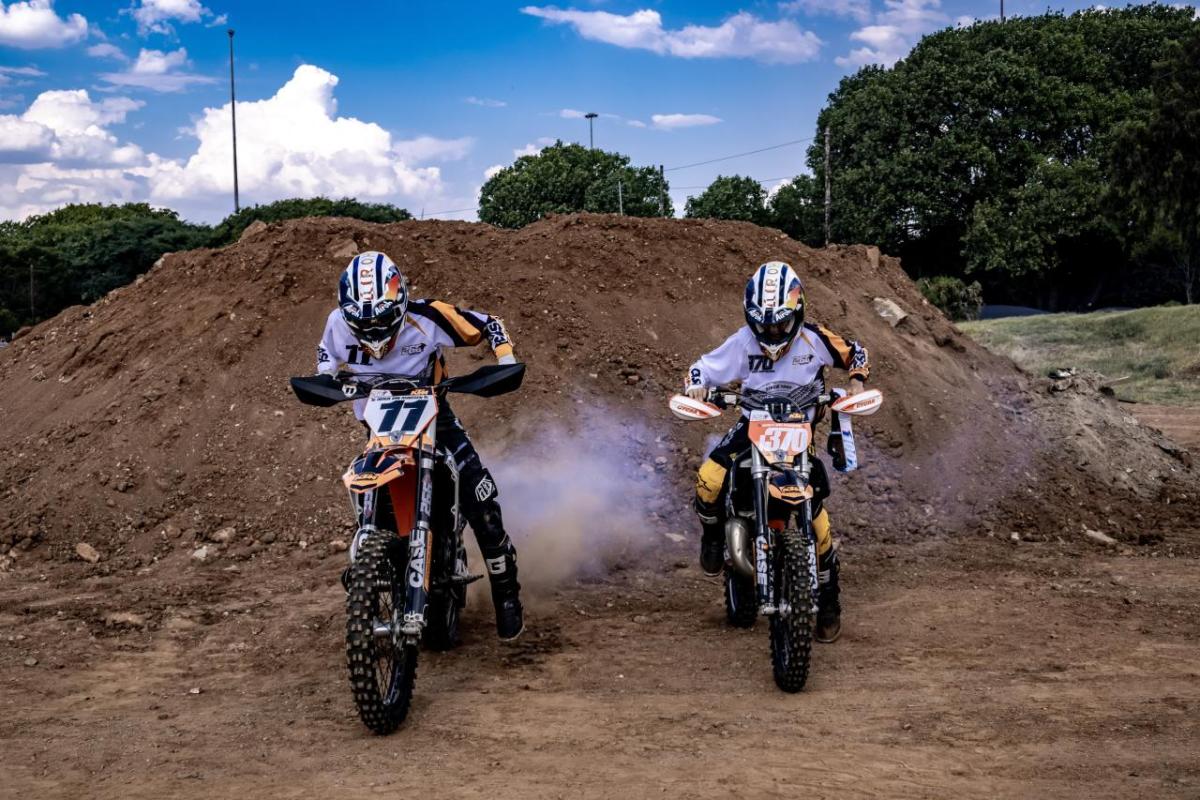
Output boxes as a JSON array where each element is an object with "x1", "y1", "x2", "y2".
[
  {"x1": 346, "y1": 532, "x2": 417, "y2": 734},
  {"x1": 768, "y1": 528, "x2": 816, "y2": 692},
  {"x1": 724, "y1": 568, "x2": 757, "y2": 628}
]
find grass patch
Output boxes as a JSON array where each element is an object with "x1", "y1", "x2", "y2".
[{"x1": 961, "y1": 305, "x2": 1200, "y2": 406}]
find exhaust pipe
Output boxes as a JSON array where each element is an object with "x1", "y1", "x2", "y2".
[{"x1": 726, "y1": 517, "x2": 754, "y2": 578}]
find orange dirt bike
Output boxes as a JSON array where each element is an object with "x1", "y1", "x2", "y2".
[
  {"x1": 669, "y1": 384, "x2": 883, "y2": 691},
  {"x1": 290, "y1": 363, "x2": 525, "y2": 734}
]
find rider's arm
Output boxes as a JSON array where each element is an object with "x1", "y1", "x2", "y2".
[
  {"x1": 686, "y1": 328, "x2": 751, "y2": 394},
  {"x1": 811, "y1": 323, "x2": 869, "y2": 386},
  {"x1": 315, "y1": 310, "x2": 340, "y2": 376},
  {"x1": 409, "y1": 301, "x2": 515, "y2": 363}
]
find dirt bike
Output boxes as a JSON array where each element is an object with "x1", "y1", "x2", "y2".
[
  {"x1": 290, "y1": 362, "x2": 525, "y2": 734},
  {"x1": 669, "y1": 384, "x2": 883, "y2": 692}
]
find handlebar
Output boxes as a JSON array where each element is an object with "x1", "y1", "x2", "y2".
[{"x1": 703, "y1": 387, "x2": 833, "y2": 412}]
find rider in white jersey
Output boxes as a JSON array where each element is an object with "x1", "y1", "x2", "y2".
[
  {"x1": 684, "y1": 261, "x2": 870, "y2": 643},
  {"x1": 317, "y1": 251, "x2": 524, "y2": 641}
]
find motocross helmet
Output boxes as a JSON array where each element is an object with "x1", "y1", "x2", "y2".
[
  {"x1": 744, "y1": 261, "x2": 805, "y2": 360},
  {"x1": 338, "y1": 251, "x2": 409, "y2": 359}
]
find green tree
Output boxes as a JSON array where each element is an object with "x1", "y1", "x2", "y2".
[
  {"x1": 768, "y1": 175, "x2": 825, "y2": 246},
  {"x1": 806, "y1": 6, "x2": 1198, "y2": 309},
  {"x1": 684, "y1": 175, "x2": 769, "y2": 224},
  {"x1": 479, "y1": 142, "x2": 670, "y2": 228},
  {"x1": 0, "y1": 203, "x2": 211, "y2": 329},
  {"x1": 1111, "y1": 27, "x2": 1200, "y2": 304},
  {"x1": 209, "y1": 196, "x2": 411, "y2": 246}
]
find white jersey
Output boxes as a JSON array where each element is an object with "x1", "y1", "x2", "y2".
[
  {"x1": 317, "y1": 300, "x2": 513, "y2": 419},
  {"x1": 687, "y1": 323, "x2": 869, "y2": 415}
]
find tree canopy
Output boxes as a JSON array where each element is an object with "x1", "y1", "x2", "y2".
[
  {"x1": 0, "y1": 203, "x2": 210, "y2": 336},
  {"x1": 478, "y1": 142, "x2": 671, "y2": 228},
  {"x1": 684, "y1": 175, "x2": 770, "y2": 225},
  {"x1": 804, "y1": 5, "x2": 1199, "y2": 309},
  {"x1": 208, "y1": 197, "x2": 412, "y2": 246}
]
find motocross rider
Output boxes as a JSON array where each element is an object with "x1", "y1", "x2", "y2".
[
  {"x1": 685, "y1": 261, "x2": 869, "y2": 643},
  {"x1": 317, "y1": 251, "x2": 524, "y2": 641}
]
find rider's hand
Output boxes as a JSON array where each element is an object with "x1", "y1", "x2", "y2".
[
  {"x1": 686, "y1": 385, "x2": 708, "y2": 402},
  {"x1": 847, "y1": 378, "x2": 865, "y2": 396},
  {"x1": 497, "y1": 353, "x2": 517, "y2": 366}
]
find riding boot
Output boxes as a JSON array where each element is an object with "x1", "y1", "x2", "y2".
[
  {"x1": 815, "y1": 547, "x2": 842, "y2": 643},
  {"x1": 468, "y1": 501, "x2": 524, "y2": 641},
  {"x1": 695, "y1": 499, "x2": 726, "y2": 577}
]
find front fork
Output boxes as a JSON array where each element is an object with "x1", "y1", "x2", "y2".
[
  {"x1": 751, "y1": 449, "x2": 820, "y2": 616},
  {"x1": 399, "y1": 452, "x2": 435, "y2": 636}
]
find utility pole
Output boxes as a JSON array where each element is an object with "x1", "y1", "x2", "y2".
[
  {"x1": 228, "y1": 28, "x2": 240, "y2": 213},
  {"x1": 659, "y1": 164, "x2": 666, "y2": 216},
  {"x1": 617, "y1": 180, "x2": 624, "y2": 215},
  {"x1": 585, "y1": 112, "x2": 598, "y2": 149},
  {"x1": 1000, "y1": 0, "x2": 1005, "y2": 22},
  {"x1": 823, "y1": 125, "x2": 832, "y2": 246}
]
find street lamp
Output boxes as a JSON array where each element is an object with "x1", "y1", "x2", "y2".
[
  {"x1": 228, "y1": 28, "x2": 240, "y2": 213},
  {"x1": 584, "y1": 112, "x2": 598, "y2": 149}
]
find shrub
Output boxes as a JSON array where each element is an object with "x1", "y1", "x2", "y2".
[{"x1": 917, "y1": 276, "x2": 984, "y2": 321}]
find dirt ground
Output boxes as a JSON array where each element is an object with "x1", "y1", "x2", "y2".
[
  {"x1": 2, "y1": 531, "x2": 1198, "y2": 800},
  {"x1": 1133, "y1": 404, "x2": 1200, "y2": 451},
  {"x1": 2, "y1": 215, "x2": 1198, "y2": 798}
]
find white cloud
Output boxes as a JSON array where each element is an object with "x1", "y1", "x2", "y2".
[
  {"x1": 559, "y1": 108, "x2": 588, "y2": 119},
  {"x1": 465, "y1": 96, "x2": 506, "y2": 107},
  {"x1": 148, "y1": 65, "x2": 448, "y2": 216},
  {"x1": 129, "y1": 0, "x2": 223, "y2": 35},
  {"x1": 514, "y1": 136, "x2": 556, "y2": 157},
  {"x1": 100, "y1": 47, "x2": 216, "y2": 92},
  {"x1": 521, "y1": 6, "x2": 822, "y2": 64},
  {"x1": 0, "y1": 65, "x2": 47, "y2": 78},
  {"x1": 836, "y1": 0, "x2": 948, "y2": 68},
  {"x1": 626, "y1": 118, "x2": 647, "y2": 128},
  {"x1": 0, "y1": 65, "x2": 468, "y2": 222},
  {"x1": 392, "y1": 135, "x2": 473, "y2": 163},
  {"x1": 483, "y1": 163, "x2": 504, "y2": 180},
  {"x1": 651, "y1": 112, "x2": 722, "y2": 130},
  {"x1": 0, "y1": 90, "x2": 145, "y2": 169},
  {"x1": 86, "y1": 42, "x2": 128, "y2": 60},
  {"x1": 780, "y1": 0, "x2": 870, "y2": 23},
  {"x1": 0, "y1": 0, "x2": 87, "y2": 48}
]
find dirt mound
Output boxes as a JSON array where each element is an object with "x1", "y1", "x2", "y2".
[{"x1": 0, "y1": 214, "x2": 1195, "y2": 566}]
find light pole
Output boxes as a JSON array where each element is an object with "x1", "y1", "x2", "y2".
[
  {"x1": 228, "y1": 28, "x2": 240, "y2": 213},
  {"x1": 584, "y1": 112, "x2": 598, "y2": 149}
]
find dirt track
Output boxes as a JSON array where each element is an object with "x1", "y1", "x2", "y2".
[
  {"x1": 2, "y1": 215, "x2": 1198, "y2": 798},
  {"x1": 3, "y1": 532, "x2": 1199, "y2": 799}
]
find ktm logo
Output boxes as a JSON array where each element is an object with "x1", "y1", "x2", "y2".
[{"x1": 748, "y1": 355, "x2": 775, "y2": 373}]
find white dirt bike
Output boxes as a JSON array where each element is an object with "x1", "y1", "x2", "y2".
[{"x1": 669, "y1": 385, "x2": 883, "y2": 691}]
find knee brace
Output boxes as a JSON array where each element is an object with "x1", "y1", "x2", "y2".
[{"x1": 695, "y1": 459, "x2": 727, "y2": 507}]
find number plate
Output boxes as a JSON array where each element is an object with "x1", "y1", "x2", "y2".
[
  {"x1": 363, "y1": 392, "x2": 437, "y2": 440},
  {"x1": 748, "y1": 416, "x2": 811, "y2": 463}
]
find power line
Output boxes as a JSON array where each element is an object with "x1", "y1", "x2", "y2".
[
  {"x1": 421, "y1": 206, "x2": 478, "y2": 218},
  {"x1": 664, "y1": 137, "x2": 815, "y2": 173},
  {"x1": 672, "y1": 175, "x2": 798, "y2": 191}
]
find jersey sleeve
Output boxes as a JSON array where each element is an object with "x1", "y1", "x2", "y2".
[
  {"x1": 811, "y1": 323, "x2": 870, "y2": 381},
  {"x1": 410, "y1": 301, "x2": 514, "y2": 360},
  {"x1": 316, "y1": 312, "x2": 338, "y2": 375},
  {"x1": 686, "y1": 329, "x2": 750, "y2": 389}
]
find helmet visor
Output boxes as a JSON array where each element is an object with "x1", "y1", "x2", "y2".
[{"x1": 752, "y1": 316, "x2": 800, "y2": 346}]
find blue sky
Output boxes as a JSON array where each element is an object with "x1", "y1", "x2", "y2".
[{"x1": 1, "y1": 0, "x2": 1193, "y2": 222}]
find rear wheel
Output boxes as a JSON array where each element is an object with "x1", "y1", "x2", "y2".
[
  {"x1": 768, "y1": 527, "x2": 816, "y2": 692},
  {"x1": 346, "y1": 532, "x2": 417, "y2": 734},
  {"x1": 724, "y1": 567, "x2": 757, "y2": 628}
]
